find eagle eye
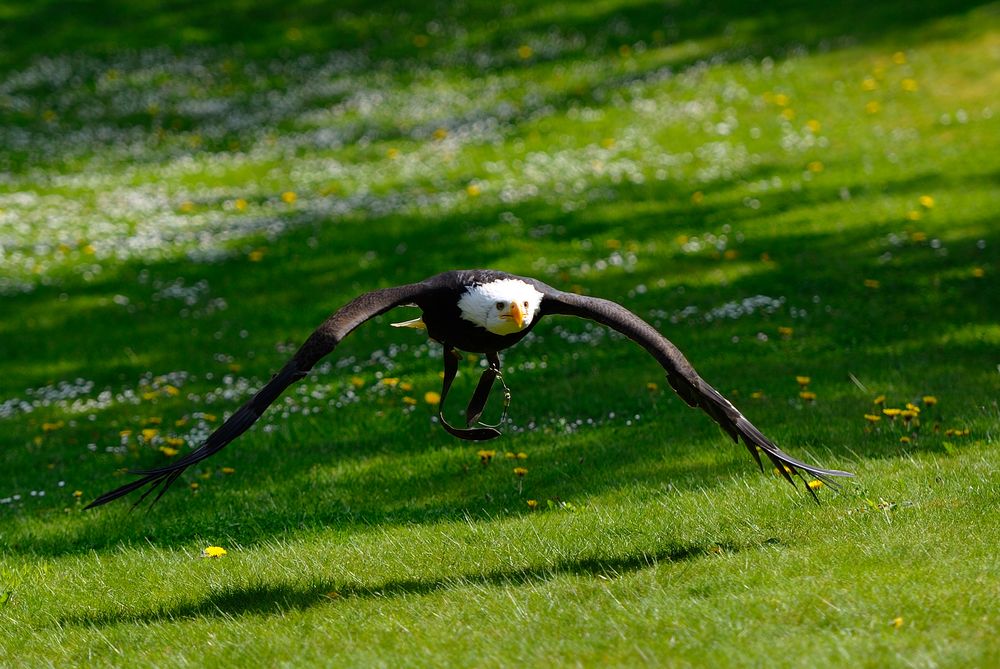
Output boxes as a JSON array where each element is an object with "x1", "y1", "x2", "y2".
[
  {"x1": 523, "y1": 301, "x2": 529, "y2": 308},
  {"x1": 495, "y1": 302, "x2": 505, "y2": 310}
]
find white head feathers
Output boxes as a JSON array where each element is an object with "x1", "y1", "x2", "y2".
[{"x1": 458, "y1": 279, "x2": 543, "y2": 335}]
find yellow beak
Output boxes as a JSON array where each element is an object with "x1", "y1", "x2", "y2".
[{"x1": 509, "y1": 301, "x2": 525, "y2": 328}]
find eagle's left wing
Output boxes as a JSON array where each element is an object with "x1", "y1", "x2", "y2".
[{"x1": 536, "y1": 286, "x2": 853, "y2": 493}]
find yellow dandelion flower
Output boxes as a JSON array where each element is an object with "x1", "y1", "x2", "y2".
[
  {"x1": 807, "y1": 480, "x2": 824, "y2": 490},
  {"x1": 796, "y1": 376, "x2": 811, "y2": 386},
  {"x1": 865, "y1": 101, "x2": 881, "y2": 114},
  {"x1": 477, "y1": 449, "x2": 496, "y2": 464},
  {"x1": 972, "y1": 267, "x2": 985, "y2": 278},
  {"x1": 175, "y1": 417, "x2": 189, "y2": 427},
  {"x1": 513, "y1": 466, "x2": 528, "y2": 478},
  {"x1": 142, "y1": 391, "x2": 159, "y2": 401},
  {"x1": 646, "y1": 382, "x2": 659, "y2": 392},
  {"x1": 179, "y1": 201, "x2": 195, "y2": 214},
  {"x1": 234, "y1": 198, "x2": 248, "y2": 212},
  {"x1": 505, "y1": 451, "x2": 517, "y2": 459},
  {"x1": 864, "y1": 414, "x2": 882, "y2": 423},
  {"x1": 862, "y1": 78, "x2": 878, "y2": 91},
  {"x1": 398, "y1": 381, "x2": 413, "y2": 392},
  {"x1": 773, "y1": 93, "x2": 790, "y2": 107},
  {"x1": 899, "y1": 436, "x2": 911, "y2": 444},
  {"x1": 141, "y1": 428, "x2": 158, "y2": 442},
  {"x1": 402, "y1": 396, "x2": 417, "y2": 405},
  {"x1": 690, "y1": 191, "x2": 704, "y2": 204},
  {"x1": 807, "y1": 161, "x2": 824, "y2": 173},
  {"x1": 873, "y1": 395, "x2": 886, "y2": 405},
  {"x1": 248, "y1": 249, "x2": 264, "y2": 262},
  {"x1": 146, "y1": 416, "x2": 162, "y2": 425},
  {"x1": 517, "y1": 45, "x2": 533, "y2": 60},
  {"x1": 380, "y1": 377, "x2": 399, "y2": 387},
  {"x1": 905, "y1": 403, "x2": 921, "y2": 413},
  {"x1": 922, "y1": 395, "x2": 937, "y2": 406},
  {"x1": 73, "y1": 490, "x2": 83, "y2": 498},
  {"x1": 901, "y1": 78, "x2": 918, "y2": 92},
  {"x1": 423, "y1": 391, "x2": 440, "y2": 405},
  {"x1": 892, "y1": 616, "x2": 904, "y2": 629},
  {"x1": 119, "y1": 429, "x2": 133, "y2": 438},
  {"x1": 882, "y1": 408, "x2": 902, "y2": 417},
  {"x1": 780, "y1": 108, "x2": 796, "y2": 121},
  {"x1": 281, "y1": 191, "x2": 297, "y2": 204},
  {"x1": 189, "y1": 482, "x2": 199, "y2": 490},
  {"x1": 517, "y1": 452, "x2": 528, "y2": 460},
  {"x1": 778, "y1": 326, "x2": 794, "y2": 337},
  {"x1": 527, "y1": 499, "x2": 538, "y2": 510},
  {"x1": 165, "y1": 437, "x2": 185, "y2": 447},
  {"x1": 201, "y1": 546, "x2": 227, "y2": 558},
  {"x1": 910, "y1": 231, "x2": 927, "y2": 243},
  {"x1": 42, "y1": 421, "x2": 65, "y2": 432},
  {"x1": 864, "y1": 278, "x2": 881, "y2": 289},
  {"x1": 805, "y1": 119, "x2": 821, "y2": 133},
  {"x1": 751, "y1": 391, "x2": 765, "y2": 400},
  {"x1": 202, "y1": 413, "x2": 217, "y2": 422},
  {"x1": 433, "y1": 127, "x2": 448, "y2": 141},
  {"x1": 465, "y1": 183, "x2": 481, "y2": 197},
  {"x1": 892, "y1": 51, "x2": 907, "y2": 64},
  {"x1": 906, "y1": 210, "x2": 922, "y2": 221},
  {"x1": 601, "y1": 137, "x2": 616, "y2": 149},
  {"x1": 221, "y1": 467, "x2": 235, "y2": 474},
  {"x1": 918, "y1": 195, "x2": 934, "y2": 209},
  {"x1": 800, "y1": 391, "x2": 817, "y2": 401},
  {"x1": 159, "y1": 446, "x2": 179, "y2": 457},
  {"x1": 350, "y1": 376, "x2": 365, "y2": 388},
  {"x1": 386, "y1": 147, "x2": 400, "y2": 159},
  {"x1": 164, "y1": 384, "x2": 180, "y2": 396}
]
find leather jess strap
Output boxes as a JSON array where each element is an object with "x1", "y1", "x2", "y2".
[{"x1": 438, "y1": 349, "x2": 504, "y2": 441}]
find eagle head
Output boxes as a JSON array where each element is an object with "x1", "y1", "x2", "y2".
[{"x1": 458, "y1": 278, "x2": 543, "y2": 336}]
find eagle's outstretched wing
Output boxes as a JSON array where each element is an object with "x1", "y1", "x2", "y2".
[
  {"x1": 537, "y1": 286, "x2": 853, "y2": 494},
  {"x1": 85, "y1": 280, "x2": 433, "y2": 510}
]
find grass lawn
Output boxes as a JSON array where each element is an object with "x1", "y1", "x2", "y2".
[{"x1": 1, "y1": 1, "x2": 998, "y2": 666}]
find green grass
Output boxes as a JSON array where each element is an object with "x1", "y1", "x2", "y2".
[{"x1": 2, "y1": 1, "x2": 999, "y2": 666}]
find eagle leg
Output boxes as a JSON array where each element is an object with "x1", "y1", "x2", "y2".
[
  {"x1": 465, "y1": 351, "x2": 509, "y2": 427},
  {"x1": 437, "y1": 347, "x2": 502, "y2": 442}
]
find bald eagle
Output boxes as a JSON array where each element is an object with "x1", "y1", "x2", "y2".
[{"x1": 86, "y1": 269, "x2": 851, "y2": 509}]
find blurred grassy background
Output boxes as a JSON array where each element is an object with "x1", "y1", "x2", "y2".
[{"x1": 1, "y1": 1, "x2": 998, "y2": 666}]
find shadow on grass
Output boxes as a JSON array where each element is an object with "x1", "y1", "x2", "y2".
[
  {"x1": 1, "y1": 0, "x2": 989, "y2": 73},
  {"x1": 54, "y1": 538, "x2": 734, "y2": 627}
]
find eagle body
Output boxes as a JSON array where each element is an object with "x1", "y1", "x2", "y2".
[{"x1": 86, "y1": 269, "x2": 851, "y2": 510}]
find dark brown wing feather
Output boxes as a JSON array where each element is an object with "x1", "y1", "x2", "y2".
[
  {"x1": 538, "y1": 288, "x2": 853, "y2": 493},
  {"x1": 85, "y1": 281, "x2": 432, "y2": 510}
]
